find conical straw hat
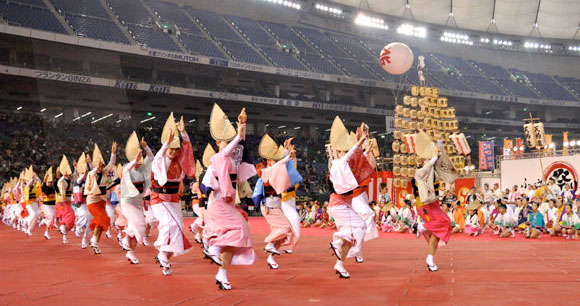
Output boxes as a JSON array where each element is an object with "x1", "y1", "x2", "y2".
[
  {"x1": 59, "y1": 155, "x2": 72, "y2": 176},
  {"x1": 93, "y1": 143, "x2": 104, "y2": 166},
  {"x1": 259, "y1": 134, "x2": 285, "y2": 161},
  {"x1": 330, "y1": 116, "x2": 350, "y2": 152},
  {"x1": 202, "y1": 144, "x2": 216, "y2": 168},
  {"x1": 161, "y1": 112, "x2": 181, "y2": 149},
  {"x1": 125, "y1": 131, "x2": 141, "y2": 161},
  {"x1": 416, "y1": 130, "x2": 437, "y2": 160},
  {"x1": 209, "y1": 103, "x2": 236, "y2": 142},
  {"x1": 77, "y1": 153, "x2": 88, "y2": 174}
]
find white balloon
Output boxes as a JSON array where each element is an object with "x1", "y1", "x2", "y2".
[{"x1": 379, "y1": 42, "x2": 414, "y2": 75}]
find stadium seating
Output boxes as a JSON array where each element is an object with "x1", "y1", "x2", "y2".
[
  {"x1": 470, "y1": 60, "x2": 540, "y2": 98},
  {"x1": 326, "y1": 32, "x2": 377, "y2": 63},
  {"x1": 64, "y1": 13, "x2": 128, "y2": 44},
  {"x1": 127, "y1": 23, "x2": 181, "y2": 52},
  {"x1": 7, "y1": 0, "x2": 45, "y2": 7},
  {"x1": 431, "y1": 53, "x2": 506, "y2": 95},
  {"x1": 147, "y1": 0, "x2": 202, "y2": 35},
  {"x1": 224, "y1": 15, "x2": 308, "y2": 70},
  {"x1": 555, "y1": 76, "x2": 580, "y2": 99},
  {"x1": 179, "y1": 33, "x2": 227, "y2": 59},
  {"x1": 106, "y1": 0, "x2": 154, "y2": 25},
  {"x1": 51, "y1": 0, "x2": 109, "y2": 18},
  {"x1": 259, "y1": 21, "x2": 317, "y2": 54},
  {"x1": 510, "y1": 69, "x2": 577, "y2": 101},
  {"x1": 218, "y1": 39, "x2": 267, "y2": 65},
  {"x1": 294, "y1": 26, "x2": 349, "y2": 59},
  {"x1": 0, "y1": 0, "x2": 577, "y2": 102},
  {"x1": 105, "y1": 0, "x2": 181, "y2": 51},
  {"x1": 49, "y1": 0, "x2": 129, "y2": 43},
  {"x1": 336, "y1": 58, "x2": 378, "y2": 79},
  {"x1": 0, "y1": 1, "x2": 66, "y2": 33},
  {"x1": 185, "y1": 7, "x2": 241, "y2": 41},
  {"x1": 225, "y1": 15, "x2": 275, "y2": 46},
  {"x1": 260, "y1": 46, "x2": 307, "y2": 70},
  {"x1": 298, "y1": 52, "x2": 342, "y2": 75}
]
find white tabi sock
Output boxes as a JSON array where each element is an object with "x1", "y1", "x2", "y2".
[
  {"x1": 426, "y1": 254, "x2": 434, "y2": 266},
  {"x1": 217, "y1": 267, "x2": 228, "y2": 282}
]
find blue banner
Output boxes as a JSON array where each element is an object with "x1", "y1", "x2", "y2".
[{"x1": 479, "y1": 141, "x2": 495, "y2": 170}]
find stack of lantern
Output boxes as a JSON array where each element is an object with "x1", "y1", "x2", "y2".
[{"x1": 391, "y1": 86, "x2": 470, "y2": 189}]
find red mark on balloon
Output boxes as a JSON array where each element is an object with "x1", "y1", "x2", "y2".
[{"x1": 380, "y1": 47, "x2": 391, "y2": 65}]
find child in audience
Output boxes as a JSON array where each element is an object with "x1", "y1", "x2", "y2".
[
  {"x1": 380, "y1": 203, "x2": 397, "y2": 232},
  {"x1": 526, "y1": 201, "x2": 545, "y2": 239},
  {"x1": 550, "y1": 198, "x2": 566, "y2": 236},
  {"x1": 451, "y1": 201, "x2": 465, "y2": 233},
  {"x1": 494, "y1": 204, "x2": 514, "y2": 237},
  {"x1": 394, "y1": 199, "x2": 413, "y2": 233},
  {"x1": 561, "y1": 204, "x2": 580, "y2": 240},
  {"x1": 302, "y1": 205, "x2": 314, "y2": 227},
  {"x1": 464, "y1": 201, "x2": 481, "y2": 236}
]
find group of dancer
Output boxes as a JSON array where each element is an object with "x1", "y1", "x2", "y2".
[{"x1": 1, "y1": 103, "x2": 455, "y2": 290}]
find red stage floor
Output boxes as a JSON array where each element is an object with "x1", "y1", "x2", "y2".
[{"x1": 1, "y1": 217, "x2": 580, "y2": 305}]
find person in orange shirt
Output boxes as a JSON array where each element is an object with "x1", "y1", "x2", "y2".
[
  {"x1": 451, "y1": 200, "x2": 465, "y2": 233},
  {"x1": 84, "y1": 142, "x2": 117, "y2": 254}
]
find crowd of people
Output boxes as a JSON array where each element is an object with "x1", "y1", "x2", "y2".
[{"x1": 291, "y1": 179, "x2": 580, "y2": 241}]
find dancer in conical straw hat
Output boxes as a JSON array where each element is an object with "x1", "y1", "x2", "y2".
[
  {"x1": 40, "y1": 166, "x2": 57, "y2": 240},
  {"x1": 150, "y1": 113, "x2": 195, "y2": 276},
  {"x1": 84, "y1": 142, "x2": 117, "y2": 254},
  {"x1": 252, "y1": 134, "x2": 302, "y2": 269},
  {"x1": 327, "y1": 117, "x2": 375, "y2": 278},
  {"x1": 56, "y1": 155, "x2": 76, "y2": 244},
  {"x1": 73, "y1": 152, "x2": 92, "y2": 249},
  {"x1": 413, "y1": 130, "x2": 454, "y2": 272},
  {"x1": 200, "y1": 104, "x2": 257, "y2": 290},
  {"x1": 119, "y1": 132, "x2": 155, "y2": 265}
]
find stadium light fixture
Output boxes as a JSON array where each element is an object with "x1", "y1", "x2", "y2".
[
  {"x1": 524, "y1": 41, "x2": 550, "y2": 50},
  {"x1": 40, "y1": 108, "x2": 46, "y2": 112},
  {"x1": 91, "y1": 113, "x2": 114, "y2": 124},
  {"x1": 354, "y1": 13, "x2": 388, "y2": 30},
  {"x1": 571, "y1": 141, "x2": 577, "y2": 146},
  {"x1": 314, "y1": 3, "x2": 342, "y2": 15},
  {"x1": 568, "y1": 46, "x2": 580, "y2": 51},
  {"x1": 564, "y1": 142, "x2": 569, "y2": 147},
  {"x1": 54, "y1": 112, "x2": 63, "y2": 118},
  {"x1": 397, "y1": 24, "x2": 426, "y2": 38},
  {"x1": 140, "y1": 116, "x2": 156, "y2": 124},
  {"x1": 490, "y1": 39, "x2": 512, "y2": 46},
  {"x1": 441, "y1": 32, "x2": 472, "y2": 45},
  {"x1": 265, "y1": 0, "x2": 301, "y2": 10}
]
